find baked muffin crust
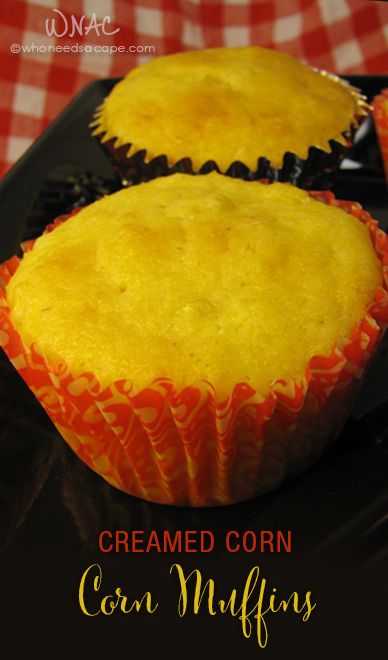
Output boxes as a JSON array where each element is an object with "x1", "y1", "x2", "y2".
[
  {"x1": 95, "y1": 46, "x2": 358, "y2": 171},
  {"x1": 7, "y1": 173, "x2": 381, "y2": 399}
]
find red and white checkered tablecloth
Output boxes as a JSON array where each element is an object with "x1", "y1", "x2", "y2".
[{"x1": 1, "y1": 0, "x2": 388, "y2": 178}]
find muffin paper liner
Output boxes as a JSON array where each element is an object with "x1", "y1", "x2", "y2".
[
  {"x1": 91, "y1": 71, "x2": 369, "y2": 190},
  {"x1": 373, "y1": 89, "x2": 388, "y2": 182},
  {"x1": 1, "y1": 195, "x2": 388, "y2": 507}
]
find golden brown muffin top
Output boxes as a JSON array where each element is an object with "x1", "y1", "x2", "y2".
[
  {"x1": 95, "y1": 46, "x2": 358, "y2": 171},
  {"x1": 7, "y1": 173, "x2": 381, "y2": 400}
]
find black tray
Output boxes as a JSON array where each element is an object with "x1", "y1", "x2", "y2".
[{"x1": 1, "y1": 76, "x2": 388, "y2": 659}]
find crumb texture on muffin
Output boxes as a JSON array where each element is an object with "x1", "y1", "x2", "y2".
[
  {"x1": 7, "y1": 173, "x2": 381, "y2": 399},
  {"x1": 95, "y1": 47, "x2": 358, "y2": 170}
]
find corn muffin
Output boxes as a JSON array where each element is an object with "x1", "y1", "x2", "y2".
[
  {"x1": 373, "y1": 88, "x2": 388, "y2": 181},
  {"x1": 1, "y1": 173, "x2": 387, "y2": 506},
  {"x1": 6, "y1": 173, "x2": 381, "y2": 398},
  {"x1": 92, "y1": 46, "x2": 367, "y2": 185}
]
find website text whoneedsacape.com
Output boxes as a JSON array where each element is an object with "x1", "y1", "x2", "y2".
[{"x1": 10, "y1": 43, "x2": 156, "y2": 55}]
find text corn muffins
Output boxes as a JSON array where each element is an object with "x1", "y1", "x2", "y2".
[
  {"x1": 1, "y1": 173, "x2": 388, "y2": 506},
  {"x1": 92, "y1": 47, "x2": 367, "y2": 187}
]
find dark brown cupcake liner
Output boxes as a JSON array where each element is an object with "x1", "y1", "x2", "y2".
[{"x1": 91, "y1": 72, "x2": 370, "y2": 190}]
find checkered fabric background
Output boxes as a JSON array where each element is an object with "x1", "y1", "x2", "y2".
[{"x1": 1, "y1": 0, "x2": 388, "y2": 177}]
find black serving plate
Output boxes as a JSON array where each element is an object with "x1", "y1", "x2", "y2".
[{"x1": 1, "y1": 76, "x2": 388, "y2": 659}]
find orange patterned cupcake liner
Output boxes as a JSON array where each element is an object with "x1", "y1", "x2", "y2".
[
  {"x1": 373, "y1": 88, "x2": 388, "y2": 182},
  {"x1": 1, "y1": 193, "x2": 388, "y2": 507}
]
